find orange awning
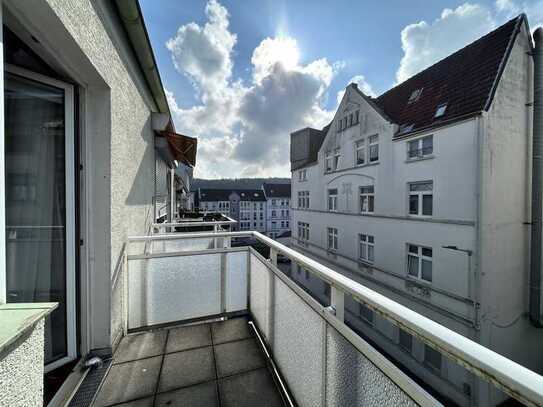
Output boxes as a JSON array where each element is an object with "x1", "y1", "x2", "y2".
[{"x1": 160, "y1": 131, "x2": 197, "y2": 167}]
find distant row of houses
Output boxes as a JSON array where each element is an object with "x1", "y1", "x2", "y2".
[{"x1": 191, "y1": 183, "x2": 291, "y2": 238}]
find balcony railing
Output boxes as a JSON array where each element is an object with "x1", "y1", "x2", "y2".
[{"x1": 121, "y1": 230, "x2": 543, "y2": 407}]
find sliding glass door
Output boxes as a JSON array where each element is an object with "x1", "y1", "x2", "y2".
[{"x1": 4, "y1": 66, "x2": 76, "y2": 370}]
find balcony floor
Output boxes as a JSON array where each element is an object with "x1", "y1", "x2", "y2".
[{"x1": 92, "y1": 316, "x2": 286, "y2": 407}]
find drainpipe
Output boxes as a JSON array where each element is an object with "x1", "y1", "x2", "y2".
[{"x1": 530, "y1": 27, "x2": 543, "y2": 327}]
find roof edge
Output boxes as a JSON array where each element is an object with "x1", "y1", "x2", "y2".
[
  {"x1": 114, "y1": 0, "x2": 171, "y2": 119},
  {"x1": 483, "y1": 14, "x2": 529, "y2": 111}
]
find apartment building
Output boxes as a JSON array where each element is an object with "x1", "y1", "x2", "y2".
[
  {"x1": 290, "y1": 15, "x2": 543, "y2": 406},
  {"x1": 196, "y1": 188, "x2": 267, "y2": 232},
  {"x1": 262, "y1": 183, "x2": 291, "y2": 238}
]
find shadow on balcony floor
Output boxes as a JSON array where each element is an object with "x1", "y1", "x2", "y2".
[{"x1": 92, "y1": 316, "x2": 286, "y2": 407}]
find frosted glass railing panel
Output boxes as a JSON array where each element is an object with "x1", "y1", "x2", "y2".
[
  {"x1": 150, "y1": 238, "x2": 214, "y2": 253},
  {"x1": 128, "y1": 254, "x2": 221, "y2": 329},
  {"x1": 272, "y1": 270, "x2": 325, "y2": 407},
  {"x1": 127, "y1": 241, "x2": 146, "y2": 256},
  {"x1": 225, "y1": 251, "x2": 248, "y2": 312},
  {"x1": 325, "y1": 325, "x2": 417, "y2": 406},
  {"x1": 249, "y1": 254, "x2": 270, "y2": 339}
]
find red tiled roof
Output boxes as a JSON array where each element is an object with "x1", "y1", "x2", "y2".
[{"x1": 372, "y1": 14, "x2": 526, "y2": 138}]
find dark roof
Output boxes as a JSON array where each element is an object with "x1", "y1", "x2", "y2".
[
  {"x1": 199, "y1": 188, "x2": 266, "y2": 202},
  {"x1": 374, "y1": 15, "x2": 526, "y2": 137},
  {"x1": 262, "y1": 183, "x2": 291, "y2": 198}
]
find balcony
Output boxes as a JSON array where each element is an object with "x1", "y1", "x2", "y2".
[{"x1": 93, "y1": 230, "x2": 543, "y2": 407}]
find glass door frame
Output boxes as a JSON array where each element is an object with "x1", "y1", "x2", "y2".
[{"x1": 5, "y1": 63, "x2": 77, "y2": 372}]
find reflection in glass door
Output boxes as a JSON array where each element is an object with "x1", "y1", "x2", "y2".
[{"x1": 4, "y1": 68, "x2": 76, "y2": 370}]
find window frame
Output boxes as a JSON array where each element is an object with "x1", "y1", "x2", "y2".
[
  {"x1": 408, "y1": 181, "x2": 433, "y2": 217},
  {"x1": 359, "y1": 185, "x2": 375, "y2": 214},
  {"x1": 297, "y1": 221, "x2": 309, "y2": 241},
  {"x1": 399, "y1": 329, "x2": 413, "y2": 353},
  {"x1": 407, "y1": 135, "x2": 433, "y2": 160},
  {"x1": 424, "y1": 345, "x2": 442, "y2": 372},
  {"x1": 327, "y1": 227, "x2": 338, "y2": 251},
  {"x1": 359, "y1": 303, "x2": 374, "y2": 325},
  {"x1": 406, "y1": 243, "x2": 433, "y2": 282},
  {"x1": 359, "y1": 233, "x2": 375, "y2": 264},
  {"x1": 327, "y1": 188, "x2": 338, "y2": 212},
  {"x1": 368, "y1": 134, "x2": 379, "y2": 163},
  {"x1": 355, "y1": 139, "x2": 366, "y2": 166}
]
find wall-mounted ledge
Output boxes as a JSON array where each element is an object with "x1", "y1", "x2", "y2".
[{"x1": 0, "y1": 302, "x2": 58, "y2": 357}]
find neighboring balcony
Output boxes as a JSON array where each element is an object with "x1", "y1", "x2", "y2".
[{"x1": 94, "y1": 230, "x2": 543, "y2": 407}]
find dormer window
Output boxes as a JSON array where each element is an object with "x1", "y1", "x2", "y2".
[
  {"x1": 435, "y1": 103, "x2": 447, "y2": 118},
  {"x1": 408, "y1": 88, "x2": 423, "y2": 104},
  {"x1": 399, "y1": 124, "x2": 414, "y2": 135}
]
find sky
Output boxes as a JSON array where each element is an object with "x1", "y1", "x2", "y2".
[{"x1": 140, "y1": 0, "x2": 543, "y2": 179}]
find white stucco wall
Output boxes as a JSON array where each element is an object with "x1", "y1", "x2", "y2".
[
  {"x1": 477, "y1": 22, "x2": 543, "y2": 405},
  {"x1": 37, "y1": 0, "x2": 157, "y2": 348}
]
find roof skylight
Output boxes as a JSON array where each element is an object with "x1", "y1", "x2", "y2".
[
  {"x1": 435, "y1": 103, "x2": 447, "y2": 118},
  {"x1": 408, "y1": 88, "x2": 423, "y2": 104}
]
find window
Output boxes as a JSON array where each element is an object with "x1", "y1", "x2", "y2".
[
  {"x1": 359, "y1": 304, "x2": 374, "y2": 324},
  {"x1": 272, "y1": 221, "x2": 277, "y2": 229},
  {"x1": 298, "y1": 222, "x2": 309, "y2": 241},
  {"x1": 359, "y1": 234, "x2": 375, "y2": 263},
  {"x1": 408, "y1": 135, "x2": 433, "y2": 159},
  {"x1": 369, "y1": 135, "x2": 379, "y2": 162},
  {"x1": 272, "y1": 199, "x2": 276, "y2": 205},
  {"x1": 325, "y1": 152, "x2": 333, "y2": 172},
  {"x1": 399, "y1": 329, "x2": 412, "y2": 353},
  {"x1": 407, "y1": 244, "x2": 433, "y2": 282},
  {"x1": 328, "y1": 188, "x2": 338, "y2": 211},
  {"x1": 349, "y1": 113, "x2": 353, "y2": 126},
  {"x1": 359, "y1": 186, "x2": 374, "y2": 213},
  {"x1": 298, "y1": 191, "x2": 309, "y2": 208},
  {"x1": 299, "y1": 169, "x2": 307, "y2": 181},
  {"x1": 408, "y1": 88, "x2": 423, "y2": 104},
  {"x1": 435, "y1": 103, "x2": 447, "y2": 118},
  {"x1": 355, "y1": 139, "x2": 365, "y2": 165},
  {"x1": 408, "y1": 181, "x2": 433, "y2": 216},
  {"x1": 271, "y1": 210, "x2": 276, "y2": 218},
  {"x1": 334, "y1": 149, "x2": 341, "y2": 169},
  {"x1": 327, "y1": 227, "x2": 338, "y2": 251},
  {"x1": 399, "y1": 123, "x2": 414, "y2": 135},
  {"x1": 281, "y1": 221, "x2": 285, "y2": 228},
  {"x1": 425, "y1": 345, "x2": 442, "y2": 371},
  {"x1": 355, "y1": 110, "x2": 359, "y2": 124},
  {"x1": 343, "y1": 117, "x2": 347, "y2": 129}
]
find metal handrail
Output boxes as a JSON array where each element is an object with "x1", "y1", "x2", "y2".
[
  {"x1": 151, "y1": 216, "x2": 237, "y2": 229},
  {"x1": 126, "y1": 230, "x2": 543, "y2": 406}
]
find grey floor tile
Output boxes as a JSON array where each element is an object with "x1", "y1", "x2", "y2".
[
  {"x1": 93, "y1": 356, "x2": 162, "y2": 407},
  {"x1": 166, "y1": 324, "x2": 212, "y2": 353},
  {"x1": 110, "y1": 397, "x2": 154, "y2": 406},
  {"x1": 218, "y1": 368, "x2": 285, "y2": 407},
  {"x1": 214, "y1": 338, "x2": 266, "y2": 378},
  {"x1": 211, "y1": 316, "x2": 252, "y2": 344},
  {"x1": 114, "y1": 330, "x2": 167, "y2": 364},
  {"x1": 155, "y1": 381, "x2": 219, "y2": 407},
  {"x1": 158, "y1": 346, "x2": 216, "y2": 393}
]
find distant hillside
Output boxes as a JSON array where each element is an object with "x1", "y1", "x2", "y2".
[{"x1": 192, "y1": 177, "x2": 290, "y2": 190}]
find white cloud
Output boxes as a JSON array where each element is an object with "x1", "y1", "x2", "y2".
[
  {"x1": 395, "y1": 1, "x2": 543, "y2": 84},
  {"x1": 396, "y1": 4, "x2": 495, "y2": 83},
  {"x1": 165, "y1": 1, "x2": 347, "y2": 178},
  {"x1": 336, "y1": 74, "x2": 376, "y2": 105}
]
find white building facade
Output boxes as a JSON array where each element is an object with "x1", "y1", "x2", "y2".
[
  {"x1": 290, "y1": 15, "x2": 543, "y2": 406},
  {"x1": 197, "y1": 189, "x2": 266, "y2": 232},
  {"x1": 262, "y1": 183, "x2": 291, "y2": 238}
]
